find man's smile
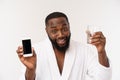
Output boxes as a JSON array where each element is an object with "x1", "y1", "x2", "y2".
[{"x1": 56, "y1": 38, "x2": 66, "y2": 46}]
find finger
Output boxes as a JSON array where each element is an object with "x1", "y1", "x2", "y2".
[
  {"x1": 93, "y1": 32, "x2": 103, "y2": 37},
  {"x1": 91, "y1": 41, "x2": 101, "y2": 45},
  {"x1": 100, "y1": 33, "x2": 106, "y2": 39},
  {"x1": 91, "y1": 35, "x2": 101, "y2": 39},
  {"x1": 16, "y1": 48, "x2": 23, "y2": 53},
  {"x1": 17, "y1": 46, "x2": 23, "y2": 52},
  {"x1": 91, "y1": 37, "x2": 106, "y2": 45},
  {"x1": 92, "y1": 32, "x2": 102, "y2": 38},
  {"x1": 16, "y1": 47, "x2": 23, "y2": 54},
  {"x1": 93, "y1": 31, "x2": 102, "y2": 35},
  {"x1": 91, "y1": 37, "x2": 105, "y2": 43},
  {"x1": 18, "y1": 46, "x2": 22, "y2": 49},
  {"x1": 90, "y1": 38, "x2": 99, "y2": 43},
  {"x1": 92, "y1": 32, "x2": 106, "y2": 40},
  {"x1": 99, "y1": 38, "x2": 106, "y2": 44},
  {"x1": 20, "y1": 56, "x2": 25, "y2": 62},
  {"x1": 16, "y1": 46, "x2": 23, "y2": 58},
  {"x1": 17, "y1": 52, "x2": 23, "y2": 58}
]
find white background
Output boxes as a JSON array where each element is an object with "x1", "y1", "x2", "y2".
[{"x1": 0, "y1": 0, "x2": 120, "y2": 80}]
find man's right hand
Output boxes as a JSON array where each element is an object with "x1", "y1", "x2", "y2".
[{"x1": 16, "y1": 46, "x2": 37, "y2": 70}]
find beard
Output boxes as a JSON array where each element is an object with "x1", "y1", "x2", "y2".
[{"x1": 48, "y1": 34, "x2": 71, "y2": 52}]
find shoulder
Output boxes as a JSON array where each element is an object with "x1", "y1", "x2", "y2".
[
  {"x1": 70, "y1": 40, "x2": 88, "y2": 49},
  {"x1": 70, "y1": 40, "x2": 96, "y2": 54}
]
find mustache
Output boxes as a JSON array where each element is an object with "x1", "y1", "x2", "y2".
[
  {"x1": 56, "y1": 36, "x2": 67, "y2": 42},
  {"x1": 48, "y1": 33, "x2": 71, "y2": 52}
]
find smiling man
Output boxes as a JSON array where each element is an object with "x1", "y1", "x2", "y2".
[
  {"x1": 17, "y1": 12, "x2": 111, "y2": 80},
  {"x1": 46, "y1": 16, "x2": 71, "y2": 52}
]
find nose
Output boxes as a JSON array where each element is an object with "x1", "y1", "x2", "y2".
[{"x1": 57, "y1": 30, "x2": 64, "y2": 38}]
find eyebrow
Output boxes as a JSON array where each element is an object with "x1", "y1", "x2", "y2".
[
  {"x1": 48, "y1": 24, "x2": 57, "y2": 28},
  {"x1": 50, "y1": 27, "x2": 57, "y2": 29},
  {"x1": 47, "y1": 20, "x2": 68, "y2": 28}
]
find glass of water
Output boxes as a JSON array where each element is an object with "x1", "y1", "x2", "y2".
[{"x1": 86, "y1": 25, "x2": 101, "y2": 44}]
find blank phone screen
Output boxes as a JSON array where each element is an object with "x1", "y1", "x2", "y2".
[{"x1": 22, "y1": 39, "x2": 32, "y2": 54}]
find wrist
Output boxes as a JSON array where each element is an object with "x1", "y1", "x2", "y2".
[
  {"x1": 98, "y1": 50, "x2": 110, "y2": 67},
  {"x1": 25, "y1": 68, "x2": 36, "y2": 80},
  {"x1": 98, "y1": 49, "x2": 106, "y2": 54}
]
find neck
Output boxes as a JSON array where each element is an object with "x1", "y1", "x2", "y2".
[
  {"x1": 53, "y1": 47, "x2": 65, "y2": 74},
  {"x1": 53, "y1": 47, "x2": 66, "y2": 54}
]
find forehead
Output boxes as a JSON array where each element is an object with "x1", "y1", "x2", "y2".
[{"x1": 47, "y1": 17, "x2": 68, "y2": 26}]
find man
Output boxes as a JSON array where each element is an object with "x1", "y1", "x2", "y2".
[{"x1": 16, "y1": 12, "x2": 111, "y2": 80}]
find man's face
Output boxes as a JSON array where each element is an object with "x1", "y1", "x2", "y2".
[{"x1": 46, "y1": 17, "x2": 71, "y2": 51}]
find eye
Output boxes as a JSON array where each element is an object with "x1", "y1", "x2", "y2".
[
  {"x1": 62, "y1": 27, "x2": 69, "y2": 32},
  {"x1": 50, "y1": 29, "x2": 58, "y2": 34}
]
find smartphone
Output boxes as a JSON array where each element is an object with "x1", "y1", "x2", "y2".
[{"x1": 22, "y1": 39, "x2": 33, "y2": 57}]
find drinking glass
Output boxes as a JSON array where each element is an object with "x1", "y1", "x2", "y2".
[{"x1": 86, "y1": 25, "x2": 101, "y2": 44}]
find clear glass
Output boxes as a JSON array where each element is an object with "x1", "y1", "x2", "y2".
[{"x1": 86, "y1": 25, "x2": 101, "y2": 44}]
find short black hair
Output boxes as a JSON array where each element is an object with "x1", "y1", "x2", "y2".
[{"x1": 45, "y1": 12, "x2": 69, "y2": 26}]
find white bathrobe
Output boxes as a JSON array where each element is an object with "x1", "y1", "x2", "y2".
[{"x1": 20, "y1": 38, "x2": 111, "y2": 80}]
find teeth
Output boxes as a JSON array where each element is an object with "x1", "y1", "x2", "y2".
[{"x1": 57, "y1": 39, "x2": 65, "y2": 44}]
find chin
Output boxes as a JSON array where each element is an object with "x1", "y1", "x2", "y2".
[{"x1": 48, "y1": 33, "x2": 71, "y2": 52}]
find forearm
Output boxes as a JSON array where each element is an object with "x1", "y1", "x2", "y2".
[
  {"x1": 98, "y1": 50, "x2": 109, "y2": 67},
  {"x1": 25, "y1": 68, "x2": 36, "y2": 80}
]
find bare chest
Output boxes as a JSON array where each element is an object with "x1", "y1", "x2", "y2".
[{"x1": 55, "y1": 53, "x2": 65, "y2": 74}]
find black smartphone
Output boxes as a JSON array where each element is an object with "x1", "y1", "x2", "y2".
[{"x1": 22, "y1": 39, "x2": 32, "y2": 57}]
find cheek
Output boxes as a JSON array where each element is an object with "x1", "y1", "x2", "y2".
[
  {"x1": 65, "y1": 31, "x2": 70, "y2": 37},
  {"x1": 47, "y1": 32, "x2": 56, "y2": 40}
]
